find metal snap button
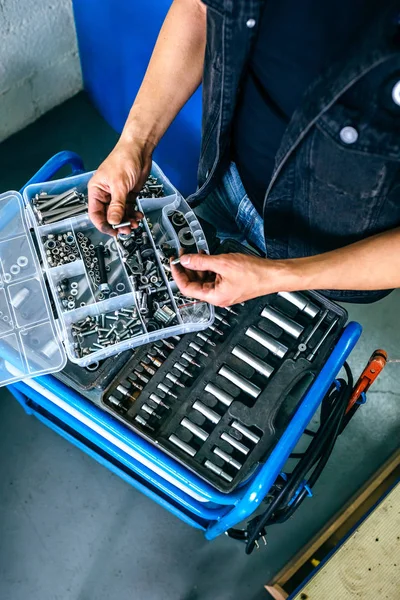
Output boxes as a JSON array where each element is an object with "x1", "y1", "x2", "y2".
[
  {"x1": 246, "y1": 18, "x2": 256, "y2": 28},
  {"x1": 392, "y1": 80, "x2": 400, "y2": 106},
  {"x1": 339, "y1": 126, "x2": 358, "y2": 144}
]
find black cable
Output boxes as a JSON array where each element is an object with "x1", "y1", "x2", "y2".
[{"x1": 227, "y1": 362, "x2": 355, "y2": 553}]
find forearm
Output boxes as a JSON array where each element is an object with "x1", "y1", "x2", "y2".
[
  {"x1": 121, "y1": 0, "x2": 206, "y2": 149},
  {"x1": 276, "y1": 228, "x2": 400, "y2": 292}
]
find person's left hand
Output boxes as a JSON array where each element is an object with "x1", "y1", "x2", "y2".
[{"x1": 170, "y1": 252, "x2": 285, "y2": 306}]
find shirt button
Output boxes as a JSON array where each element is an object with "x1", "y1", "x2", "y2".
[
  {"x1": 339, "y1": 126, "x2": 358, "y2": 144},
  {"x1": 392, "y1": 80, "x2": 400, "y2": 106},
  {"x1": 246, "y1": 18, "x2": 256, "y2": 28}
]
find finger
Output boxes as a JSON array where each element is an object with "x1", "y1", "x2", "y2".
[
  {"x1": 171, "y1": 264, "x2": 216, "y2": 302},
  {"x1": 179, "y1": 253, "x2": 221, "y2": 273},
  {"x1": 107, "y1": 184, "x2": 128, "y2": 225},
  {"x1": 125, "y1": 204, "x2": 144, "y2": 228},
  {"x1": 88, "y1": 186, "x2": 115, "y2": 235}
]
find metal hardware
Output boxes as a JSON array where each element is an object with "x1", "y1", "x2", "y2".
[
  {"x1": 178, "y1": 227, "x2": 195, "y2": 248},
  {"x1": 261, "y1": 306, "x2": 304, "y2": 339},
  {"x1": 204, "y1": 460, "x2": 233, "y2": 482},
  {"x1": 245, "y1": 326, "x2": 288, "y2": 358},
  {"x1": 157, "y1": 382, "x2": 177, "y2": 399},
  {"x1": 135, "y1": 414, "x2": 154, "y2": 430},
  {"x1": 112, "y1": 221, "x2": 131, "y2": 229},
  {"x1": 307, "y1": 317, "x2": 339, "y2": 361},
  {"x1": 293, "y1": 309, "x2": 329, "y2": 360},
  {"x1": 165, "y1": 372, "x2": 185, "y2": 388},
  {"x1": 141, "y1": 403, "x2": 161, "y2": 419},
  {"x1": 108, "y1": 395, "x2": 126, "y2": 411},
  {"x1": 181, "y1": 352, "x2": 201, "y2": 368},
  {"x1": 181, "y1": 418, "x2": 208, "y2": 442},
  {"x1": 213, "y1": 447, "x2": 242, "y2": 470},
  {"x1": 169, "y1": 434, "x2": 196, "y2": 456},
  {"x1": 277, "y1": 291, "x2": 319, "y2": 319},
  {"x1": 220, "y1": 432, "x2": 249, "y2": 455},
  {"x1": 189, "y1": 341, "x2": 208, "y2": 357},
  {"x1": 204, "y1": 383, "x2": 234, "y2": 407},
  {"x1": 231, "y1": 421, "x2": 260, "y2": 444},
  {"x1": 193, "y1": 401, "x2": 220, "y2": 424},
  {"x1": 214, "y1": 313, "x2": 230, "y2": 327},
  {"x1": 149, "y1": 393, "x2": 169, "y2": 410},
  {"x1": 16, "y1": 256, "x2": 28, "y2": 268},
  {"x1": 232, "y1": 345, "x2": 274, "y2": 378},
  {"x1": 197, "y1": 332, "x2": 216, "y2": 347},
  {"x1": 219, "y1": 365, "x2": 261, "y2": 399},
  {"x1": 173, "y1": 362, "x2": 192, "y2": 378}
]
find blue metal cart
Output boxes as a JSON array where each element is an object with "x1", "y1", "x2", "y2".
[{"x1": 5, "y1": 152, "x2": 363, "y2": 541}]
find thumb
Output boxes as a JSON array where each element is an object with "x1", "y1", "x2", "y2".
[
  {"x1": 108, "y1": 185, "x2": 127, "y2": 225},
  {"x1": 180, "y1": 253, "x2": 219, "y2": 272}
]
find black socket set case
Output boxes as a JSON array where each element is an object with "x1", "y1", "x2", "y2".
[{"x1": 100, "y1": 275, "x2": 348, "y2": 493}]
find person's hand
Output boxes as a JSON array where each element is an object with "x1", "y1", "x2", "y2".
[
  {"x1": 170, "y1": 252, "x2": 288, "y2": 306},
  {"x1": 88, "y1": 138, "x2": 154, "y2": 235}
]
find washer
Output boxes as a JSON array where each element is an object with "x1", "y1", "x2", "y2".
[
  {"x1": 10, "y1": 264, "x2": 20, "y2": 276},
  {"x1": 86, "y1": 362, "x2": 100, "y2": 372},
  {"x1": 17, "y1": 256, "x2": 28, "y2": 268}
]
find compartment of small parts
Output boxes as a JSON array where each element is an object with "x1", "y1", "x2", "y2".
[
  {"x1": 38, "y1": 221, "x2": 80, "y2": 268},
  {"x1": 0, "y1": 235, "x2": 36, "y2": 283},
  {"x1": 72, "y1": 215, "x2": 131, "y2": 301},
  {"x1": 48, "y1": 260, "x2": 95, "y2": 312},
  {"x1": 8, "y1": 278, "x2": 49, "y2": 327},
  {"x1": 62, "y1": 292, "x2": 146, "y2": 363},
  {"x1": 20, "y1": 322, "x2": 65, "y2": 374}
]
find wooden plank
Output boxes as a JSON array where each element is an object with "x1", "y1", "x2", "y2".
[
  {"x1": 292, "y1": 483, "x2": 400, "y2": 599},
  {"x1": 268, "y1": 449, "x2": 400, "y2": 588}
]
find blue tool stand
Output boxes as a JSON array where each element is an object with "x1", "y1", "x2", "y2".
[{"x1": 6, "y1": 153, "x2": 363, "y2": 540}]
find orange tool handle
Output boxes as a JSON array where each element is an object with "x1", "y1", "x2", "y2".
[{"x1": 346, "y1": 349, "x2": 387, "y2": 414}]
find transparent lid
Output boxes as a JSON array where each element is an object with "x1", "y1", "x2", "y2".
[{"x1": 0, "y1": 191, "x2": 66, "y2": 386}]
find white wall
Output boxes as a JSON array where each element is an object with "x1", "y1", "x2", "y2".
[{"x1": 0, "y1": 0, "x2": 83, "y2": 142}]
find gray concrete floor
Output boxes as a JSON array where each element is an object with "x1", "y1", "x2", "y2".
[{"x1": 0, "y1": 94, "x2": 399, "y2": 600}]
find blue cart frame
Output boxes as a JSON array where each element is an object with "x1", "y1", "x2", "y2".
[{"x1": 6, "y1": 152, "x2": 363, "y2": 539}]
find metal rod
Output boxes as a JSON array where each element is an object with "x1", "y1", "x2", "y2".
[
  {"x1": 307, "y1": 317, "x2": 339, "y2": 361},
  {"x1": 169, "y1": 434, "x2": 196, "y2": 456},
  {"x1": 204, "y1": 460, "x2": 233, "y2": 482},
  {"x1": 277, "y1": 291, "x2": 319, "y2": 319},
  {"x1": 213, "y1": 447, "x2": 242, "y2": 470},
  {"x1": 193, "y1": 401, "x2": 220, "y2": 424},
  {"x1": 221, "y1": 432, "x2": 249, "y2": 455},
  {"x1": 219, "y1": 365, "x2": 261, "y2": 399},
  {"x1": 231, "y1": 420, "x2": 261, "y2": 444},
  {"x1": 261, "y1": 306, "x2": 304, "y2": 339},
  {"x1": 181, "y1": 417, "x2": 208, "y2": 442},
  {"x1": 204, "y1": 382, "x2": 234, "y2": 407},
  {"x1": 245, "y1": 326, "x2": 288, "y2": 358},
  {"x1": 232, "y1": 345, "x2": 274, "y2": 378}
]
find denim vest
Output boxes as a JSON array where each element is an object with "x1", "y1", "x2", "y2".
[{"x1": 188, "y1": 0, "x2": 400, "y2": 302}]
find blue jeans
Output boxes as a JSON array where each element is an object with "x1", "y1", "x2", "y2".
[{"x1": 194, "y1": 163, "x2": 267, "y2": 254}]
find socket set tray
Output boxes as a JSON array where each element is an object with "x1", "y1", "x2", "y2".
[
  {"x1": 102, "y1": 286, "x2": 348, "y2": 493},
  {"x1": 0, "y1": 163, "x2": 213, "y2": 386}
]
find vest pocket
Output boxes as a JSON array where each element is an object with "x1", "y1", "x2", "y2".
[{"x1": 305, "y1": 123, "x2": 400, "y2": 251}]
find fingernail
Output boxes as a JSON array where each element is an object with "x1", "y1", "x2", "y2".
[
  {"x1": 109, "y1": 212, "x2": 120, "y2": 224},
  {"x1": 180, "y1": 255, "x2": 190, "y2": 266}
]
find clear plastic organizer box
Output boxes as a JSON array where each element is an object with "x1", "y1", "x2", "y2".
[{"x1": 0, "y1": 163, "x2": 214, "y2": 385}]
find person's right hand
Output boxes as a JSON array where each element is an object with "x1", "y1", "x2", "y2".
[{"x1": 88, "y1": 138, "x2": 154, "y2": 235}]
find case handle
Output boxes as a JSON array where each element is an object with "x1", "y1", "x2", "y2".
[{"x1": 20, "y1": 151, "x2": 85, "y2": 193}]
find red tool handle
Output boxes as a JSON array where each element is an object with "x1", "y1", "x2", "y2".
[{"x1": 346, "y1": 349, "x2": 388, "y2": 414}]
